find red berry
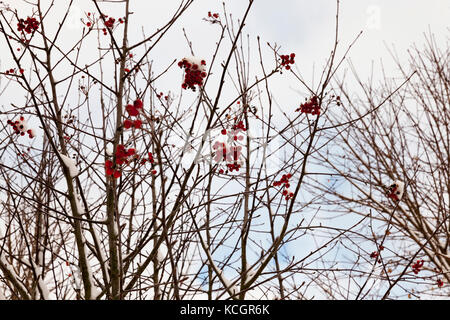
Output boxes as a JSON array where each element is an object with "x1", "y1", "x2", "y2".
[
  {"x1": 123, "y1": 119, "x2": 133, "y2": 129},
  {"x1": 126, "y1": 104, "x2": 139, "y2": 116},
  {"x1": 134, "y1": 119, "x2": 142, "y2": 129},
  {"x1": 134, "y1": 99, "x2": 143, "y2": 109}
]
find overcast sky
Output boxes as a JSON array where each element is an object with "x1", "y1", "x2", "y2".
[{"x1": 2, "y1": 0, "x2": 449, "y2": 76}]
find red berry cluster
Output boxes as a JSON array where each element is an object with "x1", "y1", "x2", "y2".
[
  {"x1": 222, "y1": 119, "x2": 246, "y2": 142},
  {"x1": 101, "y1": 16, "x2": 123, "y2": 35},
  {"x1": 274, "y1": 174, "x2": 294, "y2": 200},
  {"x1": 104, "y1": 17, "x2": 115, "y2": 28},
  {"x1": 411, "y1": 259, "x2": 424, "y2": 274},
  {"x1": 273, "y1": 174, "x2": 292, "y2": 188},
  {"x1": 282, "y1": 189, "x2": 294, "y2": 200},
  {"x1": 296, "y1": 96, "x2": 320, "y2": 115},
  {"x1": 17, "y1": 17, "x2": 39, "y2": 34},
  {"x1": 105, "y1": 160, "x2": 120, "y2": 178},
  {"x1": 125, "y1": 99, "x2": 144, "y2": 117},
  {"x1": 226, "y1": 162, "x2": 241, "y2": 172},
  {"x1": 437, "y1": 279, "x2": 444, "y2": 287},
  {"x1": 369, "y1": 251, "x2": 383, "y2": 264},
  {"x1": 178, "y1": 58, "x2": 207, "y2": 91},
  {"x1": 5, "y1": 68, "x2": 24, "y2": 75},
  {"x1": 115, "y1": 145, "x2": 135, "y2": 165},
  {"x1": 231, "y1": 120, "x2": 246, "y2": 132},
  {"x1": 123, "y1": 119, "x2": 142, "y2": 129},
  {"x1": 85, "y1": 12, "x2": 93, "y2": 28},
  {"x1": 105, "y1": 145, "x2": 136, "y2": 178},
  {"x1": 280, "y1": 53, "x2": 295, "y2": 70},
  {"x1": 6, "y1": 117, "x2": 34, "y2": 138},
  {"x1": 207, "y1": 11, "x2": 219, "y2": 19},
  {"x1": 124, "y1": 100, "x2": 143, "y2": 130},
  {"x1": 140, "y1": 152, "x2": 155, "y2": 165},
  {"x1": 369, "y1": 245, "x2": 384, "y2": 260}
]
